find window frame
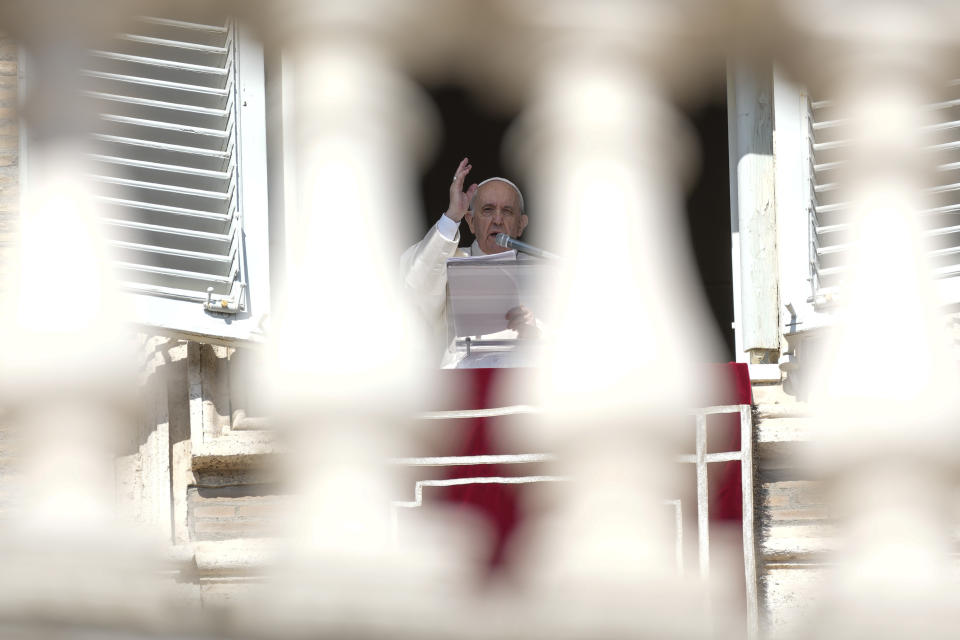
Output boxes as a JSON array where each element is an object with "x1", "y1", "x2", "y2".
[{"x1": 772, "y1": 67, "x2": 836, "y2": 339}]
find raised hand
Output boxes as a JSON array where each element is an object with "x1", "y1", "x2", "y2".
[{"x1": 446, "y1": 157, "x2": 478, "y2": 223}]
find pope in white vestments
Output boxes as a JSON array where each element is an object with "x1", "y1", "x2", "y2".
[{"x1": 401, "y1": 157, "x2": 536, "y2": 366}]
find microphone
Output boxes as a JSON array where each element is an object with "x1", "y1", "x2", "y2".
[{"x1": 494, "y1": 233, "x2": 560, "y2": 260}]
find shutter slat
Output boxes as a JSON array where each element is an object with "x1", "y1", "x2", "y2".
[
  {"x1": 819, "y1": 262, "x2": 960, "y2": 278},
  {"x1": 111, "y1": 251, "x2": 233, "y2": 282},
  {"x1": 814, "y1": 222, "x2": 848, "y2": 235},
  {"x1": 90, "y1": 50, "x2": 229, "y2": 89},
  {"x1": 93, "y1": 133, "x2": 231, "y2": 158},
  {"x1": 813, "y1": 160, "x2": 843, "y2": 173},
  {"x1": 87, "y1": 91, "x2": 229, "y2": 116},
  {"x1": 103, "y1": 217, "x2": 231, "y2": 240},
  {"x1": 924, "y1": 119, "x2": 960, "y2": 133},
  {"x1": 92, "y1": 175, "x2": 234, "y2": 215},
  {"x1": 82, "y1": 70, "x2": 230, "y2": 108},
  {"x1": 114, "y1": 262, "x2": 233, "y2": 293},
  {"x1": 816, "y1": 222, "x2": 960, "y2": 240},
  {"x1": 88, "y1": 91, "x2": 230, "y2": 130},
  {"x1": 933, "y1": 263, "x2": 960, "y2": 278},
  {"x1": 812, "y1": 118, "x2": 960, "y2": 134},
  {"x1": 816, "y1": 243, "x2": 850, "y2": 257},
  {"x1": 120, "y1": 282, "x2": 214, "y2": 302},
  {"x1": 131, "y1": 23, "x2": 228, "y2": 50},
  {"x1": 91, "y1": 50, "x2": 229, "y2": 76},
  {"x1": 925, "y1": 224, "x2": 960, "y2": 238},
  {"x1": 121, "y1": 33, "x2": 227, "y2": 53},
  {"x1": 114, "y1": 261, "x2": 233, "y2": 281},
  {"x1": 115, "y1": 34, "x2": 229, "y2": 67},
  {"x1": 818, "y1": 160, "x2": 960, "y2": 174},
  {"x1": 929, "y1": 244, "x2": 960, "y2": 259},
  {"x1": 100, "y1": 114, "x2": 230, "y2": 139},
  {"x1": 811, "y1": 118, "x2": 845, "y2": 130},
  {"x1": 814, "y1": 202, "x2": 850, "y2": 214},
  {"x1": 91, "y1": 154, "x2": 232, "y2": 192},
  {"x1": 93, "y1": 174, "x2": 233, "y2": 201},
  {"x1": 818, "y1": 180, "x2": 960, "y2": 197},
  {"x1": 814, "y1": 182, "x2": 839, "y2": 193},
  {"x1": 923, "y1": 202, "x2": 960, "y2": 216},
  {"x1": 91, "y1": 154, "x2": 231, "y2": 178},
  {"x1": 812, "y1": 139, "x2": 851, "y2": 152},
  {"x1": 929, "y1": 140, "x2": 960, "y2": 152},
  {"x1": 936, "y1": 161, "x2": 960, "y2": 172},
  {"x1": 93, "y1": 134, "x2": 232, "y2": 172},
  {"x1": 97, "y1": 200, "x2": 231, "y2": 236},
  {"x1": 103, "y1": 218, "x2": 230, "y2": 255},
  {"x1": 817, "y1": 264, "x2": 845, "y2": 277},
  {"x1": 925, "y1": 97, "x2": 960, "y2": 110},
  {"x1": 98, "y1": 114, "x2": 231, "y2": 151},
  {"x1": 110, "y1": 239, "x2": 232, "y2": 265},
  {"x1": 138, "y1": 17, "x2": 229, "y2": 34},
  {"x1": 928, "y1": 181, "x2": 960, "y2": 195},
  {"x1": 97, "y1": 196, "x2": 231, "y2": 224}
]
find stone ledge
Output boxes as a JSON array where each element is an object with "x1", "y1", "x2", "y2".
[
  {"x1": 191, "y1": 438, "x2": 285, "y2": 473},
  {"x1": 168, "y1": 538, "x2": 281, "y2": 576},
  {"x1": 756, "y1": 403, "x2": 812, "y2": 420},
  {"x1": 761, "y1": 522, "x2": 840, "y2": 561},
  {"x1": 757, "y1": 413, "x2": 817, "y2": 468},
  {"x1": 193, "y1": 538, "x2": 280, "y2": 575},
  {"x1": 762, "y1": 564, "x2": 834, "y2": 638},
  {"x1": 757, "y1": 416, "x2": 816, "y2": 442}
]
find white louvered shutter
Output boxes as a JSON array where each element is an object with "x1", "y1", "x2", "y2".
[
  {"x1": 807, "y1": 89, "x2": 960, "y2": 306},
  {"x1": 84, "y1": 16, "x2": 269, "y2": 341}
]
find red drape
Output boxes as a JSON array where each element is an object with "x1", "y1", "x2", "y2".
[{"x1": 435, "y1": 363, "x2": 753, "y2": 569}]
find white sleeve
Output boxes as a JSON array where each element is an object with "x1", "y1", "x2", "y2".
[{"x1": 435, "y1": 213, "x2": 460, "y2": 241}]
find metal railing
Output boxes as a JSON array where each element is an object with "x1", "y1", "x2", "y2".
[{"x1": 390, "y1": 402, "x2": 758, "y2": 637}]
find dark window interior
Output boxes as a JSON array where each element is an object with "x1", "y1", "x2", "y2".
[{"x1": 418, "y1": 82, "x2": 734, "y2": 361}]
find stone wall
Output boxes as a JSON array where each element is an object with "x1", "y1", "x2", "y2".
[
  {"x1": 0, "y1": 34, "x2": 16, "y2": 521},
  {"x1": 0, "y1": 413, "x2": 17, "y2": 520},
  {"x1": 115, "y1": 339, "x2": 280, "y2": 547},
  {"x1": 753, "y1": 383, "x2": 832, "y2": 639},
  {"x1": 0, "y1": 33, "x2": 15, "y2": 275},
  {"x1": 187, "y1": 484, "x2": 288, "y2": 541}
]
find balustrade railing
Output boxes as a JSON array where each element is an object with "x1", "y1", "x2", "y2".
[{"x1": 2, "y1": 1, "x2": 960, "y2": 639}]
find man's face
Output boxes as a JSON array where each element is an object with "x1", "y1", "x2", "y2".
[{"x1": 464, "y1": 181, "x2": 528, "y2": 255}]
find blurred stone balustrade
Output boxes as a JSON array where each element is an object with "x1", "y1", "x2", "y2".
[{"x1": 1, "y1": 1, "x2": 960, "y2": 639}]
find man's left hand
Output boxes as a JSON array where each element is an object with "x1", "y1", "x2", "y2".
[{"x1": 505, "y1": 305, "x2": 540, "y2": 340}]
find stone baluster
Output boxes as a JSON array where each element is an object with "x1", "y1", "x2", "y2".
[
  {"x1": 771, "y1": 1, "x2": 960, "y2": 637},
  {"x1": 0, "y1": 1, "x2": 182, "y2": 633},
  {"x1": 494, "y1": 1, "x2": 736, "y2": 637},
  {"x1": 245, "y1": 3, "x2": 479, "y2": 637}
]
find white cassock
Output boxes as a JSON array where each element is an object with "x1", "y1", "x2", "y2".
[{"x1": 400, "y1": 215, "x2": 531, "y2": 368}]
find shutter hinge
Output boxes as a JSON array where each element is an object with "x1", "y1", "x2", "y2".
[
  {"x1": 807, "y1": 290, "x2": 840, "y2": 308},
  {"x1": 204, "y1": 284, "x2": 246, "y2": 314}
]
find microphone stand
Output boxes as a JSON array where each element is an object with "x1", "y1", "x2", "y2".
[{"x1": 494, "y1": 233, "x2": 560, "y2": 260}]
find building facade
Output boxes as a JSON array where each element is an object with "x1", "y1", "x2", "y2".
[{"x1": 2, "y1": 3, "x2": 959, "y2": 639}]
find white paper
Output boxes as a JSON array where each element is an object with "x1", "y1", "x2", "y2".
[
  {"x1": 445, "y1": 256, "x2": 553, "y2": 339},
  {"x1": 446, "y1": 249, "x2": 518, "y2": 264}
]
